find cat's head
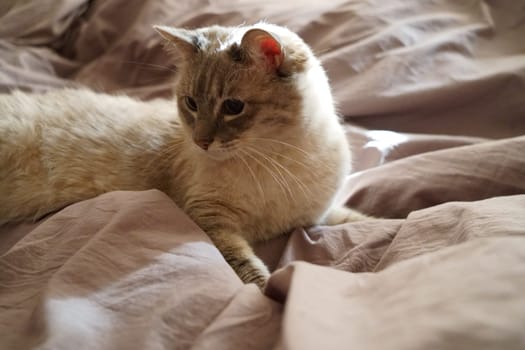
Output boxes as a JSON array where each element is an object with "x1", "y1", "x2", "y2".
[{"x1": 155, "y1": 23, "x2": 328, "y2": 160}]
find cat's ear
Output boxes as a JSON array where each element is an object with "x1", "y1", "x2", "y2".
[
  {"x1": 153, "y1": 25, "x2": 199, "y2": 59},
  {"x1": 240, "y1": 29, "x2": 284, "y2": 73}
]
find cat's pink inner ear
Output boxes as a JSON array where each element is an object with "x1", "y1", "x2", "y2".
[
  {"x1": 260, "y1": 37, "x2": 282, "y2": 68},
  {"x1": 241, "y1": 29, "x2": 284, "y2": 71}
]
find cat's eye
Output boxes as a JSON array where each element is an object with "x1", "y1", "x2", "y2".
[
  {"x1": 185, "y1": 96, "x2": 198, "y2": 112},
  {"x1": 222, "y1": 99, "x2": 244, "y2": 115}
]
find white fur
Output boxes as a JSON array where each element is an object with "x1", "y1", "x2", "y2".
[{"x1": 0, "y1": 23, "x2": 362, "y2": 286}]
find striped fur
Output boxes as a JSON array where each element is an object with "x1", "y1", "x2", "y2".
[{"x1": 0, "y1": 23, "x2": 367, "y2": 288}]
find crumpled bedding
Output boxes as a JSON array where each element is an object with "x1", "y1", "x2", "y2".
[{"x1": 1, "y1": 1, "x2": 525, "y2": 349}]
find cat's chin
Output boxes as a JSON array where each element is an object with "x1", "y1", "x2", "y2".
[{"x1": 200, "y1": 148, "x2": 237, "y2": 161}]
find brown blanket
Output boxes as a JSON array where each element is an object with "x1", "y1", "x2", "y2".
[{"x1": 1, "y1": 1, "x2": 525, "y2": 349}]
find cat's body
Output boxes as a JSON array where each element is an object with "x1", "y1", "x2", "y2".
[{"x1": 0, "y1": 23, "x2": 365, "y2": 287}]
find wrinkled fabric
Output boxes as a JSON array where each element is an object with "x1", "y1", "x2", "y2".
[
  {"x1": 1, "y1": 0, "x2": 524, "y2": 137},
  {"x1": 2, "y1": 134, "x2": 525, "y2": 350},
  {"x1": 1, "y1": 1, "x2": 525, "y2": 349}
]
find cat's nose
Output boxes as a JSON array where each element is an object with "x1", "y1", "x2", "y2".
[{"x1": 194, "y1": 137, "x2": 213, "y2": 150}]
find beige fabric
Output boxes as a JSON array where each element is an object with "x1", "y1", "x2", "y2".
[
  {"x1": 2, "y1": 133, "x2": 525, "y2": 350},
  {"x1": 1, "y1": 0, "x2": 525, "y2": 349},
  {"x1": 1, "y1": 0, "x2": 524, "y2": 137},
  {"x1": 269, "y1": 235, "x2": 525, "y2": 350},
  {"x1": 343, "y1": 134, "x2": 525, "y2": 218}
]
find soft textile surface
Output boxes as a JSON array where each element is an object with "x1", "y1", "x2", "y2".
[
  {"x1": 1, "y1": 0, "x2": 524, "y2": 138},
  {"x1": 1, "y1": 1, "x2": 525, "y2": 349}
]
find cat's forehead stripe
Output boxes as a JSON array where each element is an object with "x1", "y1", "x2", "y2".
[{"x1": 192, "y1": 56, "x2": 219, "y2": 98}]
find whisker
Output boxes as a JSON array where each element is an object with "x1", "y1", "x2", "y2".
[
  {"x1": 236, "y1": 152, "x2": 266, "y2": 203},
  {"x1": 120, "y1": 60, "x2": 178, "y2": 74},
  {"x1": 144, "y1": 139, "x2": 186, "y2": 170},
  {"x1": 245, "y1": 137, "x2": 312, "y2": 157},
  {"x1": 246, "y1": 147, "x2": 296, "y2": 201},
  {"x1": 265, "y1": 148, "x2": 313, "y2": 171},
  {"x1": 240, "y1": 148, "x2": 292, "y2": 202},
  {"x1": 246, "y1": 146, "x2": 311, "y2": 199},
  {"x1": 264, "y1": 147, "x2": 325, "y2": 178},
  {"x1": 247, "y1": 137, "x2": 326, "y2": 178}
]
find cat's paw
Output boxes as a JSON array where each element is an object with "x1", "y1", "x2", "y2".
[
  {"x1": 322, "y1": 206, "x2": 372, "y2": 226},
  {"x1": 238, "y1": 257, "x2": 270, "y2": 290},
  {"x1": 246, "y1": 273, "x2": 269, "y2": 290}
]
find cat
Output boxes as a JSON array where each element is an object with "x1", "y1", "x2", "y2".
[{"x1": 0, "y1": 23, "x2": 367, "y2": 288}]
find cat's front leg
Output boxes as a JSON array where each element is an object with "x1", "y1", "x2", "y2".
[
  {"x1": 208, "y1": 230, "x2": 270, "y2": 289},
  {"x1": 322, "y1": 206, "x2": 371, "y2": 225}
]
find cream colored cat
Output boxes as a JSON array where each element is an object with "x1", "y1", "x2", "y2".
[{"x1": 0, "y1": 23, "x2": 366, "y2": 288}]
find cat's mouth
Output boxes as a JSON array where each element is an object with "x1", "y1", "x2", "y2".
[{"x1": 196, "y1": 140, "x2": 239, "y2": 161}]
